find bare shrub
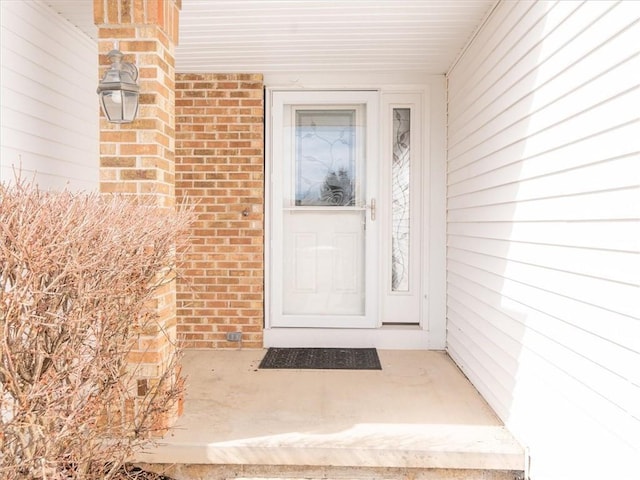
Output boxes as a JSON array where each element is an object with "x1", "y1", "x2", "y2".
[{"x1": 0, "y1": 179, "x2": 192, "y2": 479}]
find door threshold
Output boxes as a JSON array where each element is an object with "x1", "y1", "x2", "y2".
[{"x1": 263, "y1": 327, "x2": 432, "y2": 350}]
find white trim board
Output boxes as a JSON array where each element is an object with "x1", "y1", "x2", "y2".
[{"x1": 263, "y1": 327, "x2": 434, "y2": 350}]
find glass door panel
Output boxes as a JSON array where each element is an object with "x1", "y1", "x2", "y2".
[
  {"x1": 295, "y1": 110, "x2": 359, "y2": 206},
  {"x1": 270, "y1": 90, "x2": 379, "y2": 329},
  {"x1": 283, "y1": 108, "x2": 365, "y2": 316}
]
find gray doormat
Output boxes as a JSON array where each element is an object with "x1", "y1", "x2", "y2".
[{"x1": 259, "y1": 347, "x2": 382, "y2": 370}]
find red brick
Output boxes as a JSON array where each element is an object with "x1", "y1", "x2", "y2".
[{"x1": 176, "y1": 73, "x2": 264, "y2": 349}]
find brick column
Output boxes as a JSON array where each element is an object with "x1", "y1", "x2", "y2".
[{"x1": 94, "y1": 0, "x2": 181, "y2": 433}]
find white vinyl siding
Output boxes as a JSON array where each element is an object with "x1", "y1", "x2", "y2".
[
  {"x1": 0, "y1": 0, "x2": 99, "y2": 191},
  {"x1": 446, "y1": 1, "x2": 640, "y2": 480}
]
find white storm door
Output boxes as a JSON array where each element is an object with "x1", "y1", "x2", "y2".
[{"x1": 270, "y1": 90, "x2": 379, "y2": 328}]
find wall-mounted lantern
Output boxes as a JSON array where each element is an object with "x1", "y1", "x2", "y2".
[{"x1": 96, "y1": 49, "x2": 139, "y2": 124}]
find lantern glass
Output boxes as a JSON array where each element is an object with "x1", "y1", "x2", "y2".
[{"x1": 99, "y1": 89, "x2": 139, "y2": 123}]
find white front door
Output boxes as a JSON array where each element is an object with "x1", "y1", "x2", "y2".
[
  {"x1": 270, "y1": 90, "x2": 379, "y2": 328},
  {"x1": 268, "y1": 89, "x2": 428, "y2": 347}
]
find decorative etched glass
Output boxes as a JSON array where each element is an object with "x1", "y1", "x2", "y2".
[
  {"x1": 392, "y1": 108, "x2": 410, "y2": 292},
  {"x1": 295, "y1": 110, "x2": 356, "y2": 206}
]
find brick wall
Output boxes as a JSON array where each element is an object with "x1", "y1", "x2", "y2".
[{"x1": 175, "y1": 74, "x2": 264, "y2": 349}]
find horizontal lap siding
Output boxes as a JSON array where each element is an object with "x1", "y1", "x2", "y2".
[
  {"x1": 446, "y1": 2, "x2": 640, "y2": 480},
  {"x1": 0, "y1": 1, "x2": 98, "y2": 190}
]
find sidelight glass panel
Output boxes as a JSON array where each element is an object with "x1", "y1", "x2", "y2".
[
  {"x1": 391, "y1": 108, "x2": 410, "y2": 292},
  {"x1": 295, "y1": 110, "x2": 357, "y2": 206}
]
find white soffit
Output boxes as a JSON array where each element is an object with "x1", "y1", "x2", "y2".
[
  {"x1": 177, "y1": 0, "x2": 496, "y2": 74},
  {"x1": 46, "y1": 0, "x2": 496, "y2": 75},
  {"x1": 45, "y1": 0, "x2": 98, "y2": 40}
]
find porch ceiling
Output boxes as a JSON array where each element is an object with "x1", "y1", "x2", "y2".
[{"x1": 46, "y1": 0, "x2": 496, "y2": 75}]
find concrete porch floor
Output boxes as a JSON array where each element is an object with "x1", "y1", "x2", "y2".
[{"x1": 137, "y1": 350, "x2": 524, "y2": 477}]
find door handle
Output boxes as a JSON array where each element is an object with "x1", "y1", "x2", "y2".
[{"x1": 369, "y1": 198, "x2": 376, "y2": 221}]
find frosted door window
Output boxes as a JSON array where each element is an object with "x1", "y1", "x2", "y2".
[
  {"x1": 295, "y1": 110, "x2": 357, "y2": 206},
  {"x1": 391, "y1": 108, "x2": 410, "y2": 292}
]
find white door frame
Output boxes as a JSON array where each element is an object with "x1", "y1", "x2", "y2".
[{"x1": 265, "y1": 85, "x2": 438, "y2": 349}]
